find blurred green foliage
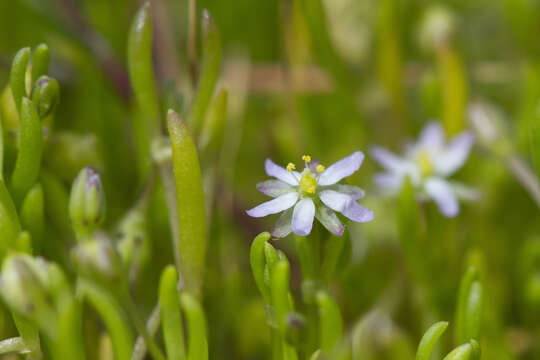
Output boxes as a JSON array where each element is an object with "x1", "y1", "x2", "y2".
[{"x1": 0, "y1": 0, "x2": 539, "y2": 359}]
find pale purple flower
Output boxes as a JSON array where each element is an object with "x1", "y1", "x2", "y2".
[
  {"x1": 246, "y1": 152, "x2": 374, "y2": 238},
  {"x1": 371, "y1": 122, "x2": 477, "y2": 217}
]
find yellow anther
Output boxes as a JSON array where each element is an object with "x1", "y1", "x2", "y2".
[
  {"x1": 316, "y1": 164, "x2": 325, "y2": 173},
  {"x1": 286, "y1": 163, "x2": 296, "y2": 172},
  {"x1": 302, "y1": 155, "x2": 312, "y2": 163}
]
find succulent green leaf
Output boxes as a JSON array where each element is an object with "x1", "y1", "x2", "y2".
[
  {"x1": 442, "y1": 343, "x2": 473, "y2": 360},
  {"x1": 180, "y1": 293, "x2": 208, "y2": 360},
  {"x1": 316, "y1": 291, "x2": 343, "y2": 353},
  {"x1": 10, "y1": 98, "x2": 43, "y2": 206},
  {"x1": 455, "y1": 267, "x2": 483, "y2": 344},
  {"x1": 167, "y1": 110, "x2": 207, "y2": 298},
  {"x1": 20, "y1": 182, "x2": 44, "y2": 252},
  {"x1": 188, "y1": 10, "x2": 222, "y2": 135},
  {"x1": 128, "y1": 1, "x2": 162, "y2": 180},
  {"x1": 159, "y1": 265, "x2": 186, "y2": 360},
  {"x1": 31, "y1": 43, "x2": 50, "y2": 84},
  {"x1": 250, "y1": 232, "x2": 271, "y2": 303},
  {"x1": 416, "y1": 321, "x2": 448, "y2": 360},
  {"x1": 9, "y1": 47, "x2": 31, "y2": 111}
]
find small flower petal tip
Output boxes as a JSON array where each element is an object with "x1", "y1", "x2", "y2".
[{"x1": 247, "y1": 152, "x2": 373, "y2": 238}]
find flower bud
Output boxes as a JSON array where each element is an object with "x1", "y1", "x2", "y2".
[
  {"x1": 71, "y1": 236, "x2": 122, "y2": 286},
  {"x1": 468, "y1": 101, "x2": 512, "y2": 156},
  {"x1": 116, "y1": 207, "x2": 150, "y2": 266},
  {"x1": 418, "y1": 6, "x2": 455, "y2": 52},
  {"x1": 0, "y1": 255, "x2": 59, "y2": 336},
  {"x1": 69, "y1": 166, "x2": 106, "y2": 240},
  {"x1": 31, "y1": 76, "x2": 59, "y2": 119},
  {"x1": 285, "y1": 312, "x2": 306, "y2": 346}
]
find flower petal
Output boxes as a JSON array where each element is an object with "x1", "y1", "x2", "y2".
[
  {"x1": 424, "y1": 178, "x2": 459, "y2": 217},
  {"x1": 256, "y1": 180, "x2": 295, "y2": 198},
  {"x1": 291, "y1": 198, "x2": 315, "y2": 236},
  {"x1": 315, "y1": 204, "x2": 344, "y2": 236},
  {"x1": 318, "y1": 151, "x2": 365, "y2": 186},
  {"x1": 271, "y1": 208, "x2": 293, "y2": 238},
  {"x1": 246, "y1": 192, "x2": 298, "y2": 218},
  {"x1": 434, "y1": 132, "x2": 474, "y2": 176},
  {"x1": 373, "y1": 173, "x2": 403, "y2": 190},
  {"x1": 417, "y1": 122, "x2": 444, "y2": 149},
  {"x1": 264, "y1": 159, "x2": 299, "y2": 185},
  {"x1": 319, "y1": 190, "x2": 374, "y2": 223},
  {"x1": 341, "y1": 202, "x2": 374, "y2": 223},
  {"x1": 370, "y1": 147, "x2": 408, "y2": 174},
  {"x1": 328, "y1": 184, "x2": 365, "y2": 200}
]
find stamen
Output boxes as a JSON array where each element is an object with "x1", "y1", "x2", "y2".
[
  {"x1": 316, "y1": 164, "x2": 325, "y2": 173},
  {"x1": 302, "y1": 155, "x2": 312, "y2": 163},
  {"x1": 286, "y1": 163, "x2": 296, "y2": 172}
]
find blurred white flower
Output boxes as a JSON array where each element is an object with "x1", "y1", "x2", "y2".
[
  {"x1": 247, "y1": 152, "x2": 374, "y2": 238},
  {"x1": 371, "y1": 122, "x2": 476, "y2": 217}
]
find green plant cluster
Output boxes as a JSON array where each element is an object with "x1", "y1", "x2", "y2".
[{"x1": 0, "y1": 0, "x2": 538, "y2": 359}]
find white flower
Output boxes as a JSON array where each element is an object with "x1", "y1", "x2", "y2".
[
  {"x1": 246, "y1": 152, "x2": 374, "y2": 238},
  {"x1": 371, "y1": 122, "x2": 477, "y2": 217}
]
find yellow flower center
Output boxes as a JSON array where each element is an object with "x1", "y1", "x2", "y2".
[
  {"x1": 299, "y1": 171, "x2": 317, "y2": 194},
  {"x1": 416, "y1": 150, "x2": 433, "y2": 177}
]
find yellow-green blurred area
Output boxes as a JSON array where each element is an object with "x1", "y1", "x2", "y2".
[{"x1": 0, "y1": 0, "x2": 539, "y2": 359}]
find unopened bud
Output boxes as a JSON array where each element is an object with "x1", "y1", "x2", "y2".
[
  {"x1": 468, "y1": 101, "x2": 512, "y2": 156},
  {"x1": 72, "y1": 236, "x2": 122, "y2": 286},
  {"x1": 31, "y1": 76, "x2": 59, "y2": 119},
  {"x1": 69, "y1": 166, "x2": 106, "y2": 239},
  {"x1": 419, "y1": 6, "x2": 455, "y2": 52},
  {"x1": 285, "y1": 312, "x2": 306, "y2": 346},
  {"x1": 0, "y1": 255, "x2": 60, "y2": 336}
]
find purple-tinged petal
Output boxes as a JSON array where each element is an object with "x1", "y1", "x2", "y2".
[
  {"x1": 341, "y1": 202, "x2": 374, "y2": 223},
  {"x1": 271, "y1": 208, "x2": 293, "y2": 238},
  {"x1": 264, "y1": 159, "x2": 299, "y2": 185},
  {"x1": 424, "y1": 178, "x2": 459, "y2": 217},
  {"x1": 256, "y1": 180, "x2": 295, "y2": 198},
  {"x1": 417, "y1": 122, "x2": 444, "y2": 149},
  {"x1": 291, "y1": 198, "x2": 315, "y2": 236},
  {"x1": 370, "y1": 147, "x2": 408, "y2": 173},
  {"x1": 318, "y1": 151, "x2": 364, "y2": 186},
  {"x1": 328, "y1": 184, "x2": 365, "y2": 200},
  {"x1": 373, "y1": 173, "x2": 402, "y2": 190},
  {"x1": 246, "y1": 192, "x2": 298, "y2": 218},
  {"x1": 315, "y1": 204, "x2": 344, "y2": 236},
  {"x1": 319, "y1": 190, "x2": 350, "y2": 211},
  {"x1": 434, "y1": 132, "x2": 474, "y2": 176},
  {"x1": 319, "y1": 190, "x2": 374, "y2": 223}
]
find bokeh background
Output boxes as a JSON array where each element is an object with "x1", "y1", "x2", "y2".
[{"x1": 0, "y1": 0, "x2": 539, "y2": 359}]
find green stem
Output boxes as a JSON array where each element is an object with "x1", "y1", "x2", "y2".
[
  {"x1": 131, "y1": 303, "x2": 161, "y2": 360},
  {"x1": 79, "y1": 280, "x2": 134, "y2": 360},
  {"x1": 123, "y1": 292, "x2": 166, "y2": 360}
]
